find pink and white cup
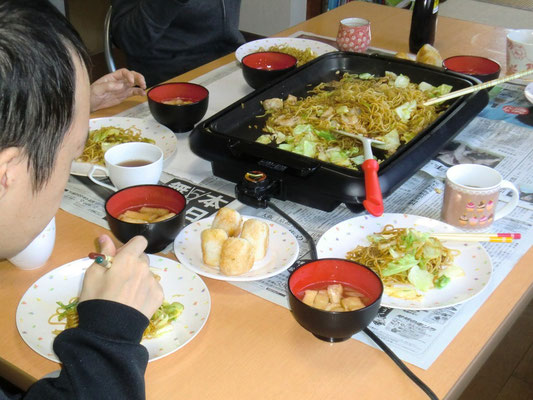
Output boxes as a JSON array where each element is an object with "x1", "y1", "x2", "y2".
[
  {"x1": 506, "y1": 29, "x2": 533, "y2": 75},
  {"x1": 441, "y1": 164, "x2": 519, "y2": 230},
  {"x1": 336, "y1": 18, "x2": 371, "y2": 53}
]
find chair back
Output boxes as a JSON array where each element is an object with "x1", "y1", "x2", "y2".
[{"x1": 104, "y1": 6, "x2": 116, "y2": 73}]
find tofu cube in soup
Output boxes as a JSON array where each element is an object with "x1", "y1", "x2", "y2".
[
  {"x1": 313, "y1": 290, "x2": 329, "y2": 310},
  {"x1": 327, "y1": 284, "x2": 343, "y2": 304},
  {"x1": 300, "y1": 284, "x2": 368, "y2": 312},
  {"x1": 325, "y1": 303, "x2": 345, "y2": 312},
  {"x1": 341, "y1": 296, "x2": 366, "y2": 311},
  {"x1": 302, "y1": 289, "x2": 318, "y2": 306}
]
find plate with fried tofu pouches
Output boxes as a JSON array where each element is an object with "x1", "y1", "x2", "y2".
[{"x1": 174, "y1": 208, "x2": 299, "y2": 281}]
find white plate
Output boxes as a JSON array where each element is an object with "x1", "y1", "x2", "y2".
[
  {"x1": 316, "y1": 213, "x2": 493, "y2": 310},
  {"x1": 16, "y1": 255, "x2": 210, "y2": 363},
  {"x1": 525, "y1": 82, "x2": 533, "y2": 105},
  {"x1": 235, "y1": 38, "x2": 337, "y2": 63},
  {"x1": 174, "y1": 216, "x2": 299, "y2": 281},
  {"x1": 71, "y1": 117, "x2": 178, "y2": 177}
]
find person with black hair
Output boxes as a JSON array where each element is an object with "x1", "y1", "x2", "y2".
[
  {"x1": 0, "y1": 1, "x2": 162, "y2": 398},
  {"x1": 111, "y1": 0, "x2": 245, "y2": 86}
]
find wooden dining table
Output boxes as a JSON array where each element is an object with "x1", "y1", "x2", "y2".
[{"x1": 1, "y1": 2, "x2": 531, "y2": 399}]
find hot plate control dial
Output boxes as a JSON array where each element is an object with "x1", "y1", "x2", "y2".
[{"x1": 236, "y1": 170, "x2": 279, "y2": 208}]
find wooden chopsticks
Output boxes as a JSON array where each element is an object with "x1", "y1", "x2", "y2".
[
  {"x1": 424, "y1": 69, "x2": 533, "y2": 106},
  {"x1": 430, "y1": 232, "x2": 521, "y2": 243}
]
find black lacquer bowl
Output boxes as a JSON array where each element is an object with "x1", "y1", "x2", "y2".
[
  {"x1": 148, "y1": 82, "x2": 209, "y2": 133},
  {"x1": 105, "y1": 185, "x2": 186, "y2": 253},
  {"x1": 288, "y1": 258, "x2": 383, "y2": 342},
  {"x1": 443, "y1": 55, "x2": 501, "y2": 83},
  {"x1": 242, "y1": 51, "x2": 297, "y2": 89}
]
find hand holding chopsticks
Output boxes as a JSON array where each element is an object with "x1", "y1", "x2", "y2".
[
  {"x1": 424, "y1": 69, "x2": 533, "y2": 106},
  {"x1": 81, "y1": 236, "x2": 164, "y2": 320},
  {"x1": 88, "y1": 252, "x2": 163, "y2": 271},
  {"x1": 430, "y1": 232, "x2": 521, "y2": 243}
]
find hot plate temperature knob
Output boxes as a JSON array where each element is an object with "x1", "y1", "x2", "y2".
[{"x1": 235, "y1": 171, "x2": 278, "y2": 208}]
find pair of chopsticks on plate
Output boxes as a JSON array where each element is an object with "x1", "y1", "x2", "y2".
[
  {"x1": 88, "y1": 252, "x2": 163, "y2": 270},
  {"x1": 429, "y1": 232, "x2": 521, "y2": 243},
  {"x1": 424, "y1": 68, "x2": 533, "y2": 106}
]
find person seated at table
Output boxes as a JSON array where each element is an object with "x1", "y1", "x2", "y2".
[
  {"x1": 110, "y1": 0, "x2": 246, "y2": 86},
  {"x1": 0, "y1": 1, "x2": 162, "y2": 398}
]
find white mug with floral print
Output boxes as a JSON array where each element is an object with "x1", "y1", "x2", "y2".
[{"x1": 506, "y1": 29, "x2": 533, "y2": 75}]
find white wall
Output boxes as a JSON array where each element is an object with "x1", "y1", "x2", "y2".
[
  {"x1": 239, "y1": 0, "x2": 306, "y2": 36},
  {"x1": 439, "y1": 0, "x2": 533, "y2": 29}
]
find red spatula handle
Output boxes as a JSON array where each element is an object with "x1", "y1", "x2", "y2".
[{"x1": 361, "y1": 159, "x2": 384, "y2": 217}]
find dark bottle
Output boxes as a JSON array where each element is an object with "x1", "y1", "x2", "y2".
[{"x1": 409, "y1": 0, "x2": 439, "y2": 54}]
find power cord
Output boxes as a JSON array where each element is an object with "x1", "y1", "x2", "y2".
[
  {"x1": 363, "y1": 328, "x2": 439, "y2": 400},
  {"x1": 234, "y1": 170, "x2": 318, "y2": 259},
  {"x1": 267, "y1": 202, "x2": 318, "y2": 260},
  {"x1": 235, "y1": 170, "x2": 438, "y2": 399}
]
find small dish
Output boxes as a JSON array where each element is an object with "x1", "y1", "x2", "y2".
[
  {"x1": 241, "y1": 51, "x2": 297, "y2": 89},
  {"x1": 147, "y1": 82, "x2": 209, "y2": 133},
  {"x1": 173, "y1": 215, "x2": 299, "y2": 281},
  {"x1": 443, "y1": 55, "x2": 501, "y2": 82}
]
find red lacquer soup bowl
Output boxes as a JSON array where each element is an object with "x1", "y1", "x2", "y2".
[
  {"x1": 241, "y1": 51, "x2": 297, "y2": 89},
  {"x1": 105, "y1": 184, "x2": 186, "y2": 253},
  {"x1": 288, "y1": 258, "x2": 383, "y2": 342},
  {"x1": 147, "y1": 82, "x2": 209, "y2": 133}
]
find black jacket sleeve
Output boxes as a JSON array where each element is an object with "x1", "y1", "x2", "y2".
[{"x1": 0, "y1": 300, "x2": 150, "y2": 400}]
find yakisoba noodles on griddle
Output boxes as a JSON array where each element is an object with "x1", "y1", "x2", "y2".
[
  {"x1": 346, "y1": 225, "x2": 463, "y2": 300},
  {"x1": 256, "y1": 72, "x2": 452, "y2": 170}
]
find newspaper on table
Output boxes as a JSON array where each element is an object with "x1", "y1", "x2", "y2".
[
  {"x1": 62, "y1": 35, "x2": 533, "y2": 370},
  {"x1": 226, "y1": 82, "x2": 533, "y2": 369}
]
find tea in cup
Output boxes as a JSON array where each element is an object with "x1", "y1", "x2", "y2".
[
  {"x1": 88, "y1": 142, "x2": 163, "y2": 191},
  {"x1": 442, "y1": 164, "x2": 519, "y2": 230},
  {"x1": 336, "y1": 18, "x2": 371, "y2": 53}
]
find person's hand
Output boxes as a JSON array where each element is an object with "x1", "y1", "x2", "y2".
[
  {"x1": 90, "y1": 68, "x2": 147, "y2": 112},
  {"x1": 79, "y1": 234, "x2": 163, "y2": 320}
]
